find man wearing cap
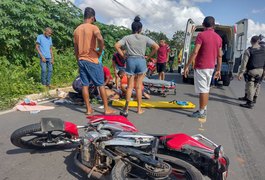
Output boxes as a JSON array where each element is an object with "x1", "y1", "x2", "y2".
[
  {"x1": 184, "y1": 16, "x2": 222, "y2": 118},
  {"x1": 238, "y1": 35, "x2": 265, "y2": 108},
  {"x1": 73, "y1": 7, "x2": 116, "y2": 115}
]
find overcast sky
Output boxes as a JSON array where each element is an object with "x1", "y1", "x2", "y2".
[{"x1": 71, "y1": 0, "x2": 265, "y2": 41}]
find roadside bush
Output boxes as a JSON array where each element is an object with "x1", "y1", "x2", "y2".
[{"x1": 0, "y1": 48, "x2": 78, "y2": 110}]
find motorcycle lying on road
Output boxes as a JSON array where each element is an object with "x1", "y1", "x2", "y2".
[{"x1": 10, "y1": 115, "x2": 229, "y2": 180}]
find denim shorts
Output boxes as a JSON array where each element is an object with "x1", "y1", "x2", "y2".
[
  {"x1": 78, "y1": 60, "x2": 104, "y2": 86},
  {"x1": 126, "y1": 56, "x2": 147, "y2": 75},
  {"x1": 115, "y1": 65, "x2": 126, "y2": 73}
]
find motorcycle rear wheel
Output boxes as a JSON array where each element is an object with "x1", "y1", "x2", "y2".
[
  {"x1": 10, "y1": 123, "x2": 72, "y2": 149},
  {"x1": 111, "y1": 154, "x2": 204, "y2": 180}
]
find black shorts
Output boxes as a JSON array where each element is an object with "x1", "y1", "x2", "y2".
[{"x1": 157, "y1": 62, "x2": 166, "y2": 73}]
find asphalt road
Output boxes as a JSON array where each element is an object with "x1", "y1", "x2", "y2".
[{"x1": 1, "y1": 73, "x2": 265, "y2": 180}]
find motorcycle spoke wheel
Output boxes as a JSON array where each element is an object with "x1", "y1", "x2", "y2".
[
  {"x1": 10, "y1": 123, "x2": 72, "y2": 149},
  {"x1": 111, "y1": 159, "x2": 172, "y2": 180},
  {"x1": 156, "y1": 154, "x2": 204, "y2": 180}
]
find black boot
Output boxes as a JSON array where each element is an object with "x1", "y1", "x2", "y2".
[
  {"x1": 253, "y1": 96, "x2": 257, "y2": 104},
  {"x1": 240, "y1": 100, "x2": 254, "y2": 109},
  {"x1": 238, "y1": 94, "x2": 247, "y2": 101}
]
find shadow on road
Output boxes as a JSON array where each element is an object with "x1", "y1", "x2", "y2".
[
  {"x1": 6, "y1": 144, "x2": 77, "y2": 155},
  {"x1": 64, "y1": 150, "x2": 90, "y2": 180},
  {"x1": 184, "y1": 92, "x2": 241, "y2": 107}
]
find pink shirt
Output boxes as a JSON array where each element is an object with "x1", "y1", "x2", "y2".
[
  {"x1": 194, "y1": 29, "x2": 222, "y2": 69},
  {"x1": 157, "y1": 44, "x2": 170, "y2": 63}
]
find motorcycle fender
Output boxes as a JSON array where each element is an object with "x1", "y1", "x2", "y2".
[
  {"x1": 160, "y1": 133, "x2": 212, "y2": 151},
  {"x1": 41, "y1": 118, "x2": 78, "y2": 136}
]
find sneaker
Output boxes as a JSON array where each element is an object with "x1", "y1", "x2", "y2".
[
  {"x1": 238, "y1": 96, "x2": 247, "y2": 101},
  {"x1": 189, "y1": 110, "x2": 206, "y2": 118},
  {"x1": 240, "y1": 102, "x2": 254, "y2": 109}
]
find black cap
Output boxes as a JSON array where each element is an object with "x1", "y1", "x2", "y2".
[{"x1": 84, "y1": 7, "x2": 96, "y2": 21}]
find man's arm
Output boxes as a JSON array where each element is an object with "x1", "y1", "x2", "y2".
[
  {"x1": 50, "y1": 47, "x2": 54, "y2": 64},
  {"x1": 183, "y1": 44, "x2": 201, "y2": 78},
  {"x1": 74, "y1": 42, "x2": 79, "y2": 61},
  {"x1": 94, "y1": 30, "x2": 104, "y2": 57},
  {"x1": 114, "y1": 42, "x2": 126, "y2": 59},
  {"x1": 120, "y1": 84, "x2": 127, "y2": 94},
  {"x1": 36, "y1": 43, "x2": 46, "y2": 62},
  {"x1": 214, "y1": 47, "x2": 223, "y2": 80},
  {"x1": 147, "y1": 43, "x2": 159, "y2": 60},
  {"x1": 238, "y1": 50, "x2": 249, "y2": 80}
]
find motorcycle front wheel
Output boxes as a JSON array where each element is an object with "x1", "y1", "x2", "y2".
[
  {"x1": 111, "y1": 154, "x2": 204, "y2": 180},
  {"x1": 10, "y1": 123, "x2": 72, "y2": 149}
]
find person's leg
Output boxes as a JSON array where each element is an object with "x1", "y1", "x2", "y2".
[
  {"x1": 143, "y1": 92, "x2": 151, "y2": 99},
  {"x1": 135, "y1": 74, "x2": 145, "y2": 114},
  {"x1": 88, "y1": 62, "x2": 115, "y2": 114},
  {"x1": 239, "y1": 73, "x2": 248, "y2": 100},
  {"x1": 82, "y1": 86, "x2": 93, "y2": 114},
  {"x1": 199, "y1": 93, "x2": 209, "y2": 110},
  {"x1": 253, "y1": 83, "x2": 261, "y2": 103},
  {"x1": 78, "y1": 60, "x2": 93, "y2": 114},
  {"x1": 161, "y1": 63, "x2": 166, "y2": 80},
  {"x1": 123, "y1": 75, "x2": 134, "y2": 112},
  {"x1": 98, "y1": 86, "x2": 115, "y2": 114},
  {"x1": 161, "y1": 72, "x2": 165, "y2": 80},
  {"x1": 46, "y1": 60, "x2": 53, "y2": 86},
  {"x1": 157, "y1": 63, "x2": 162, "y2": 80},
  {"x1": 191, "y1": 69, "x2": 213, "y2": 118},
  {"x1": 40, "y1": 60, "x2": 47, "y2": 85}
]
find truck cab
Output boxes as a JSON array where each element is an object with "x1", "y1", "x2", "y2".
[{"x1": 179, "y1": 18, "x2": 248, "y2": 86}]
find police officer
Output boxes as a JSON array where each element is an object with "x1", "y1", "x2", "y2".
[{"x1": 238, "y1": 35, "x2": 265, "y2": 108}]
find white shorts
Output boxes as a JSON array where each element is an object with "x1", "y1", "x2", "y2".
[{"x1": 194, "y1": 69, "x2": 214, "y2": 93}]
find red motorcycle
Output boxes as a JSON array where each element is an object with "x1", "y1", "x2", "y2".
[
  {"x1": 146, "y1": 57, "x2": 157, "y2": 78},
  {"x1": 10, "y1": 115, "x2": 229, "y2": 180}
]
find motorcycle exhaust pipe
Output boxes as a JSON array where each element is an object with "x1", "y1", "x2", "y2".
[{"x1": 74, "y1": 150, "x2": 107, "y2": 180}]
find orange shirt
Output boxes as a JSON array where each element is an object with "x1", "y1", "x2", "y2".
[
  {"x1": 120, "y1": 76, "x2": 143, "y2": 90},
  {"x1": 120, "y1": 76, "x2": 128, "y2": 86},
  {"x1": 74, "y1": 23, "x2": 100, "y2": 63}
]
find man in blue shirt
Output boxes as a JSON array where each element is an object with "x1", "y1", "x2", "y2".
[{"x1": 36, "y1": 27, "x2": 54, "y2": 87}]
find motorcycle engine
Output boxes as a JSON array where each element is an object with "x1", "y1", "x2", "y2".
[
  {"x1": 80, "y1": 130, "x2": 112, "y2": 168},
  {"x1": 80, "y1": 137, "x2": 96, "y2": 168}
]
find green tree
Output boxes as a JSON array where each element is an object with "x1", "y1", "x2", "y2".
[
  {"x1": 169, "y1": 31, "x2": 185, "y2": 51},
  {"x1": 143, "y1": 30, "x2": 169, "y2": 43},
  {"x1": 0, "y1": 0, "x2": 82, "y2": 64}
]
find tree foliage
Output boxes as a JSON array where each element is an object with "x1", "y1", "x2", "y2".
[
  {"x1": 169, "y1": 31, "x2": 185, "y2": 50},
  {"x1": 0, "y1": 0, "x2": 82, "y2": 64},
  {"x1": 0, "y1": 0, "x2": 186, "y2": 110}
]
